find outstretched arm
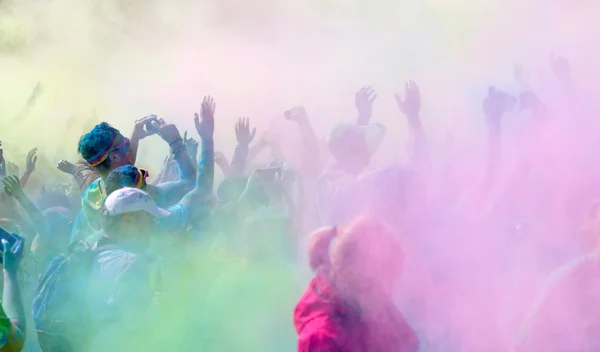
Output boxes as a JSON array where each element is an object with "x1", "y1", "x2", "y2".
[
  {"x1": 229, "y1": 117, "x2": 256, "y2": 178},
  {"x1": 145, "y1": 118, "x2": 195, "y2": 206},
  {"x1": 395, "y1": 81, "x2": 429, "y2": 171},
  {"x1": 355, "y1": 86, "x2": 377, "y2": 126},
  {"x1": 180, "y1": 96, "x2": 216, "y2": 206},
  {"x1": 130, "y1": 115, "x2": 159, "y2": 165},
  {"x1": 1, "y1": 237, "x2": 26, "y2": 351},
  {"x1": 19, "y1": 147, "x2": 38, "y2": 188},
  {"x1": 2, "y1": 176, "x2": 47, "y2": 237},
  {"x1": 214, "y1": 151, "x2": 230, "y2": 177},
  {"x1": 285, "y1": 106, "x2": 321, "y2": 177},
  {"x1": 459, "y1": 86, "x2": 514, "y2": 212},
  {"x1": 193, "y1": 96, "x2": 216, "y2": 193}
]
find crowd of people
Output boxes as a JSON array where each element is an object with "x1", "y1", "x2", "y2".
[{"x1": 0, "y1": 55, "x2": 598, "y2": 351}]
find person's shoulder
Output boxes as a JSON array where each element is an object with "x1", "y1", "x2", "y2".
[
  {"x1": 93, "y1": 248, "x2": 144, "y2": 280},
  {"x1": 298, "y1": 329, "x2": 342, "y2": 352},
  {"x1": 515, "y1": 253, "x2": 600, "y2": 349},
  {"x1": 83, "y1": 178, "x2": 102, "y2": 195},
  {"x1": 294, "y1": 276, "x2": 348, "y2": 344},
  {"x1": 543, "y1": 253, "x2": 597, "y2": 290},
  {"x1": 82, "y1": 178, "x2": 105, "y2": 213}
]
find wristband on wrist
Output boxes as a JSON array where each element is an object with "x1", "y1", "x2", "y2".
[{"x1": 169, "y1": 138, "x2": 183, "y2": 147}]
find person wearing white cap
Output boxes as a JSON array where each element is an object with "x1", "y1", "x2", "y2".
[
  {"x1": 80, "y1": 96, "x2": 217, "y2": 351},
  {"x1": 100, "y1": 187, "x2": 173, "y2": 249},
  {"x1": 68, "y1": 187, "x2": 168, "y2": 352}
]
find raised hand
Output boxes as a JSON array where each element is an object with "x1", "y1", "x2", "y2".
[
  {"x1": 6, "y1": 162, "x2": 19, "y2": 177},
  {"x1": 194, "y1": 96, "x2": 216, "y2": 140},
  {"x1": 214, "y1": 151, "x2": 230, "y2": 176},
  {"x1": 183, "y1": 131, "x2": 199, "y2": 160},
  {"x1": 355, "y1": 86, "x2": 377, "y2": 124},
  {"x1": 214, "y1": 151, "x2": 228, "y2": 165},
  {"x1": 25, "y1": 147, "x2": 38, "y2": 174},
  {"x1": 132, "y1": 114, "x2": 159, "y2": 140},
  {"x1": 150, "y1": 117, "x2": 182, "y2": 145},
  {"x1": 394, "y1": 81, "x2": 421, "y2": 118},
  {"x1": 284, "y1": 106, "x2": 308, "y2": 125},
  {"x1": 235, "y1": 117, "x2": 256, "y2": 146},
  {"x1": 57, "y1": 159, "x2": 78, "y2": 175},
  {"x1": 2, "y1": 175, "x2": 24, "y2": 198}
]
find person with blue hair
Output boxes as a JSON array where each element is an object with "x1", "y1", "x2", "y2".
[
  {"x1": 72, "y1": 117, "x2": 196, "y2": 245},
  {"x1": 104, "y1": 165, "x2": 190, "y2": 234},
  {"x1": 101, "y1": 96, "x2": 218, "y2": 237}
]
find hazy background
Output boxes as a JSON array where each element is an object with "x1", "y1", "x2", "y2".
[
  {"x1": 1, "y1": 1, "x2": 600, "y2": 350},
  {"x1": 0, "y1": 0, "x2": 598, "y2": 176}
]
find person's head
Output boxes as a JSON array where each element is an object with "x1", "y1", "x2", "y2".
[
  {"x1": 77, "y1": 122, "x2": 131, "y2": 174},
  {"x1": 105, "y1": 165, "x2": 149, "y2": 196},
  {"x1": 101, "y1": 187, "x2": 171, "y2": 250},
  {"x1": 327, "y1": 123, "x2": 386, "y2": 173},
  {"x1": 309, "y1": 217, "x2": 403, "y2": 301}
]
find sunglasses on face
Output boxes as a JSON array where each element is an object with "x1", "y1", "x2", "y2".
[
  {"x1": 116, "y1": 138, "x2": 131, "y2": 154},
  {"x1": 107, "y1": 138, "x2": 131, "y2": 161}
]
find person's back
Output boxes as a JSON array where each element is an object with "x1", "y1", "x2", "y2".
[
  {"x1": 85, "y1": 240, "x2": 155, "y2": 351},
  {"x1": 81, "y1": 188, "x2": 170, "y2": 351},
  {"x1": 514, "y1": 253, "x2": 600, "y2": 352}
]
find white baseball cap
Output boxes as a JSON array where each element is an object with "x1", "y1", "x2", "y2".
[{"x1": 104, "y1": 187, "x2": 171, "y2": 218}]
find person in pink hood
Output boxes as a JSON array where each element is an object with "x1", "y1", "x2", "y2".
[{"x1": 293, "y1": 217, "x2": 419, "y2": 352}]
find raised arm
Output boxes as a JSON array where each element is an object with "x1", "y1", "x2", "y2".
[
  {"x1": 193, "y1": 96, "x2": 216, "y2": 193},
  {"x1": 214, "y1": 151, "x2": 231, "y2": 177},
  {"x1": 285, "y1": 106, "x2": 322, "y2": 177},
  {"x1": 183, "y1": 131, "x2": 199, "y2": 165},
  {"x1": 19, "y1": 147, "x2": 38, "y2": 188},
  {"x1": 395, "y1": 81, "x2": 429, "y2": 170},
  {"x1": 2, "y1": 176, "x2": 47, "y2": 237},
  {"x1": 180, "y1": 96, "x2": 216, "y2": 211},
  {"x1": 56, "y1": 159, "x2": 89, "y2": 199},
  {"x1": 129, "y1": 115, "x2": 159, "y2": 165},
  {"x1": 355, "y1": 86, "x2": 377, "y2": 126},
  {"x1": 145, "y1": 118, "x2": 195, "y2": 206},
  {"x1": 459, "y1": 86, "x2": 515, "y2": 213},
  {"x1": 1, "y1": 237, "x2": 26, "y2": 351},
  {"x1": 229, "y1": 117, "x2": 256, "y2": 178}
]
